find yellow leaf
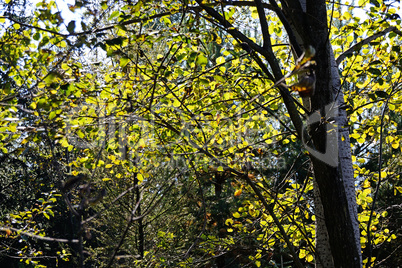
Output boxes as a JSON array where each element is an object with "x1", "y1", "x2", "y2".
[
  {"x1": 362, "y1": 180, "x2": 370, "y2": 188},
  {"x1": 332, "y1": 10, "x2": 340, "y2": 18},
  {"x1": 49, "y1": 111, "x2": 56, "y2": 120},
  {"x1": 233, "y1": 212, "x2": 241, "y2": 218},
  {"x1": 216, "y1": 56, "x2": 225, "y2": 65},
  {"x1": 299, "y1": 249, "x2": 306, "y2": 258},
  {"x1": 306, "y1": 254, "x2": 314, "y2": 262},
  {"x1": 395, "y1": 186, "x2": 402, "y2": 195},
  {"x1": 225, "y1": 218, "x2": 233, "y2": 225},
  {"x1": 138, "y1": 138, "x2": 146, "y2": 148},
  {"x1": 234, "y1": 189, "x2": 242, "y2": 197},
  {"x1": 250, "y1": 7, "x2": 258, "y2": 19}
]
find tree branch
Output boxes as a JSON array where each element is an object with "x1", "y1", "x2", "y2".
[
  {"x1": 195, "y1": 0, "x2": 304, "y2": 138},
  {"x1": 0, "y1": 11, "x2": 174, "y2": 37},
  {"x1": 195, "y1": 0, "x2": 279, "y2": 75},
  {"x1": 242, "y1": 175, "x2": 304, "y2": 268},
  {"x1": 268, "y1": 0, "x2": 303, "y2": 56},
  {"x1": 219, "y1": 1, "x2": 273, "y2": 9},
  {"x1": 0, "y1": 227, "x2": 79, "y2": 243},
  {"x1": 254, "y1": 0, "x2": 271, "y2": 49},
  {"x1": 336, "y1": 26, "x2": 402, "y2": 66}
]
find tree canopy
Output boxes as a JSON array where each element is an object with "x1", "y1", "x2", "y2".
[{"x1": 0, "y1": 0, "x2": 401, "y2": 267}]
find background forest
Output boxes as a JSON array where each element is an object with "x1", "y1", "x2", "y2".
[{"x1": 0, "y1": 0, "x2": 401, "y2": 267}]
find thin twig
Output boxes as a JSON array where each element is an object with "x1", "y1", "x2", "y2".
[
  {"x1": 0, "y1": 227, "x2": 79, "y2": 243},
  {"x1": 366, "y1": 86, "x2": 393, "y2": 267}
]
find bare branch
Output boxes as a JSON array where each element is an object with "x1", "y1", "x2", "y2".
[
  {"x1": 0, "y1": 227, "x2": 79, "y2": 243},
  {"x1": 254, "y1": 0, "x2": 271, "y2": 49},
  {"x1": 220, "y1": 1, "x2": 273, "y2": 9},
  {"x1": 375, "y1": 244, "x2": 402, "y2": 266},
  {"x1": 268, "y1": 0, "x2": 303, "y2": 56}
]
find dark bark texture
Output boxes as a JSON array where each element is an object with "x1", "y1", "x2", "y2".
[{"x1": 282, "y1": 0, "x2": 362, "y2": 267}]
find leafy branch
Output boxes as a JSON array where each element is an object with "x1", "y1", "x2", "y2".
[{"x1": 336, "y1": 26, "x2": 402, "y2": 66}]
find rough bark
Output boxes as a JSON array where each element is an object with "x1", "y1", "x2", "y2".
[
  {"x1": 313, "y1": 178, "x2": 335, "y2": 268},
  {"x1": 281, "y1": 0, "x2": 362, "y2": 267},
  {"x1": 306, "y1": 2, "x2": 362, "y2": 267},
  {"x1": 329, "y1": 47, "x2": 362, "y2": 264}
]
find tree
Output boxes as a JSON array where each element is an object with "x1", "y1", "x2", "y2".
[{"x1": 1, "y1": 0, "x2": 401, "y2": 267}]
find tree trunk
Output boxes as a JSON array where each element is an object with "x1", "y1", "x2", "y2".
[
  {"x1": 306, "y1": 3, "x2": 362, "y2": 268},
  {"x1": 313, "y1": 178, "x2": 335, "y2": 268},
  {"x1": 282, "y1": 0, "x2": 362, "y2": 267},
  {"x1": 196, "y1": 0, "x2": 362, "y2": 266}
]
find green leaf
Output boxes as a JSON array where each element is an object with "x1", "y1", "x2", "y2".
[
  {"x1": 120, "y1": 57, "x2": 130, "y2": 68},
  {"x1": 33, "y1": 32, "x2": 40, "y2": 41},
  {"x1": 44, "y1": 72, "x2": 58, "y2": 85},
  {"x1": 367, "y1": 67, "x2": 381, "y2": 76},
  {"x1": 196, "y1": 54, "x2": 208, "y2": 66},
  {"x1": 369, "y1": 0, "x2": 380, "y2": 7},
  {"x1": 105, "y1": 37, "x2": 124, "y2": 46},
  {"x1": 109, "y1": 11, "x2": 120, "y2": 21},
  {"x1": 101, "y1": 1, "x2": 108, "y2": 10},
  {"x1": 369, "y1": 60, "x2": 381, "y2": 66},
  {"x1": 67, "y1": 20, "x2": 76, "y2": 34},
  {"x1": 375, "y1": 91, "x2": 388, "y2": 98},
  {"x1": 49, "y1": 111, "x2": 56, "y2": 120}
]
